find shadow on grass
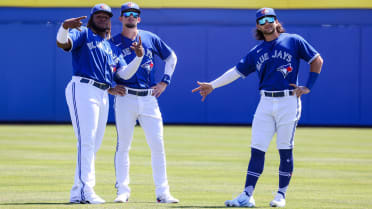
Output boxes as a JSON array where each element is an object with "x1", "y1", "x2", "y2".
[
  {"x1": 0, "y1": 202, "x2": 75, "y2": 205},
  {"x1": 170, "y1": 207, "x2": 226, "y2": 208}
]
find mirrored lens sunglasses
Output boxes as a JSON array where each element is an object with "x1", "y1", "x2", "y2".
[
  {"x1": 258, "y1": 16, "x2": 275, "y2": 25},
  {"x1": 123, "y1": 11, "x2": 139, "y2": 18}
]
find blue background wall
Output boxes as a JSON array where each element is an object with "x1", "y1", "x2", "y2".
[{"x1": 0, "y1": 8, "x2": 371, "y2": 126}]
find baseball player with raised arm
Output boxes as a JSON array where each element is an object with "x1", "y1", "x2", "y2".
[
  {"x1": 56, "y1": 3, "x2": 143, "y2": 204},
  {"x1": 192, "y1": 8, "x2": 323, "y2": 208},
  {"x1": 110, "y1": 2, "x2": 179, "y2": 204}
]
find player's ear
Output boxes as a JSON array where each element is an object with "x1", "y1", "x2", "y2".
[{"x1": 137, "y1": 17, "x2": 141, "y2": 23}]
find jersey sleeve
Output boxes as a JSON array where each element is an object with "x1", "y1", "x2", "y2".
[
  {"x1": 296, "y1": 34, "x2": 319, "y2": 63},
  {"x1": 69, "y1": 27, "x2": 87, "y2": 51},
  {"x1": 152, "y1": 34, "x2": 172, "y2": 60},
  {"x1": 235, "y1": 52, "x2": 256, "y2": 77},
  {"x1": 113, "y1": 46, "x2": 127, "y2": 69}
]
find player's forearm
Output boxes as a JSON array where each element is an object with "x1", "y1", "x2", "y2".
[
  {"x1": 306, "y1": 56, "x2": 323, "y2": 89},
  {"x1": 210, "y1": 67, "x2": 241, "y2": 89},
  {"x1": 56, "y1": 24, "x2": 72, "y2": 50},
  {"x1": 164, "y1": 52, "x2": 177, "y2": 77},
  {"x1": 310, "y1": 55, "x2": 323, "y2": 74},
  {"x1": 117, "y1": 55, "x2": 144, "y2": 80},
  {"x1": 161, "y1": 52, "x2": 177, "y2": 85}
]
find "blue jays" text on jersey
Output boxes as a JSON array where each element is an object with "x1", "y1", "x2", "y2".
[
  {"x1": 111, "y1": 30, "x2": 173, "y2": 89},
  {"x1": 69, "y1": 26, "x2": 127, "y2": 86},
  {"x1": 235, "y1": 33, "x2": 319, "y2": 91}
]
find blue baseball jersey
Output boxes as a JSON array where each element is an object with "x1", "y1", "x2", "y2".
[
  {"x1": 236, "y1": 33, "x2": 319, "y2": 91},
  {"x1": 68, "y1": 26, "x2": 127, "y2": 86},
  {"x1": 111, "y1": 30, "x2": 173, "y2": 89}
]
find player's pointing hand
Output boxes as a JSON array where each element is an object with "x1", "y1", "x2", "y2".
[
  {"x1": 131, "y1": 36, "x2": 144, "y2": 57},
  {"x1": 62, "y1": 16, "x2": 87, "y2": 31},
  {"x1": 192, "y1": 81, "x2": 214, "y2": 102}
]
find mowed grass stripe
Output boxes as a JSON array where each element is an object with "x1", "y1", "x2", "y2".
[{"x1": 0, "y1": 125, "x2": 371, "y2": 209}]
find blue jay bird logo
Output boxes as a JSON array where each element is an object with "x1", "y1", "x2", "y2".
[
  {"x1": 276, "y1": 63, "x2": 293, "y2": 78},
  {"x1": 141, "y1": 60, "x2": 154, "y2": 71}
]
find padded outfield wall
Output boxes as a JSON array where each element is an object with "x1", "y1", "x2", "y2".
[{"x1": 0, "y1": 1, "x2": 372, "y2": 126}]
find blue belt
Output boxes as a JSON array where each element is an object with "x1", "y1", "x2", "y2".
[{"x1": 80, "y1": 78, "x2": 110, "y2": 90}]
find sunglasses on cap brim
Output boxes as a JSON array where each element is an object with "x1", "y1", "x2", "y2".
[
  {"x1": 122, "y1": 11, "x2": 140, "y2": 18},
  {"x1": 257, "y1": 16, "x2": 276, "y2": 25}
]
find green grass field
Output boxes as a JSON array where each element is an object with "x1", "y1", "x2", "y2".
[{"x1": 0, "y1": 125, "x2": 371, "y2": 209}]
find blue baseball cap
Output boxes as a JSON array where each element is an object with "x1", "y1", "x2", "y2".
[
  {"x1": 256, "y1": 8, "x2": 276, "y2": 21},
  {"x1": 121, "y1": 2, "x2": 141, "y2": 14},
  {"x1": 91, "y1": 3, "x2": 113, "y2": 17}
]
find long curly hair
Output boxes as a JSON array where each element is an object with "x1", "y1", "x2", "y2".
[{"x1": 255, "y1": 22, "x2": 285, "y2": 41}]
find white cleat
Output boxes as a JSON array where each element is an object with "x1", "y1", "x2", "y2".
[
  {"x1": 270, "y1": 193, "x2": 286, "y2": 207},
  {"x1": 114, "y1": 193, "x2": 130, "y2": 203},
  {"x1": 156, "y1": 193, "x2": 179, "y2": 203},
  {"x1": 225, "y1": 192, "x2": 255, "y2": 207},
  {"x1": 81, "y1": 194, "x2": 106, "y2": 204}
]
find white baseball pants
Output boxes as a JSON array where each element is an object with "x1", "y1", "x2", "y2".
[
  {"x1": 65, "y1": 76, "x2": 109, "y2": 201},
  {"x1": 114, "y1": 90, "x2": 170, "y2": 197},
  {"x1": 251, "y1": 92, "x2": 301, "y2": 152}
]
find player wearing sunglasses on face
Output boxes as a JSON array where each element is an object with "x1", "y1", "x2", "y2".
[
  {"x1": 193, "y1": 7, "x2": 323, "y2": 208},
  {"x1": 110, "y1": 1, "x2": 179, "y2": 205}
]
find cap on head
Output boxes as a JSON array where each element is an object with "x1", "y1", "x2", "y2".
[
  {"x1": 91, "y1": 3, "x2": 113, "y2": 17},
  {"x1": 121, "y1": 2, "x2": 141, "y2": 14},
  {"x1": 256, "y1": 8, "x2": 276, "y2": 21}
]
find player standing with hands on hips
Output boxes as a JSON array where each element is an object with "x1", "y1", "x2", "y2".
[
  {"x1": 56, "y1": 3, "x2": 144, "y2": 204},
  {"x1": 110, "y1": 2, "x2": 179, "y2": 204},
  {"x1": 192, "y1": 8, "x2": 323, "y2": 208}
]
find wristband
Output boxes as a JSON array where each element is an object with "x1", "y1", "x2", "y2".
[
  {"x1": 56, "y1": 24, "x2": 69, "y2": 44},
  {"x1": 161, "y1": 74, "x2": 171, "y2": 85},
  {"x1": 306, "y1": 72, "x2": 319, "y2": 90}
]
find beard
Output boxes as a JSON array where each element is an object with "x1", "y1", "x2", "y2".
[
  {"x1": 91, "y1": 21, "x2": 108, "y2": 33},
  {"x1": 262, "y1": 27, "x2": 275, "y2": 35},
  {"x1": 125, "y1": 23, "x2": 136, "y2": 28}
]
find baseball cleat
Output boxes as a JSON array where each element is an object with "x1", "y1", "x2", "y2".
[
  {"x1": 156, "y1": 193, "x2": 179, "y2": 203},
  {"x1": 225, "y1": 192, "x2": 255, "y2": 207},
  {"x1": 270, "y1": 193, "x2": 286, "y2": 207},
  {"x1": 80, "y1": 194, "x2": 105, "y2": 204},
  {"x1": 114, "y1": 193, "x2": 130, "y2": 203},
  {"x1": 69, "y1": 199, "x2": 81, "y2": 204}
]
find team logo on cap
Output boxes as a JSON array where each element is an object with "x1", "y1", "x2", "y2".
[
  {"x1": 276, "y1": 63, "x2": 293, "y2": 78},
  {"x1": 261, "y1": 9, "x2": 268, "y2": 15},
  {"x1": 100, "y1": 4, "x2": 108, "y2": 10},
  {"x1": 128, "y1": 2, "x2": 133, "y2": 7}
]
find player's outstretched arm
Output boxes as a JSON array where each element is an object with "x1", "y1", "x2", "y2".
[
  {"x1": 192, "y1": 67, "x2": 241, "y2": 101},
  {"x1": 192, "y1": 81, "x2": 214, "y2": 102},
  {"x1": 56, "y1": 16, "x2": 87, "y2": 50}
]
